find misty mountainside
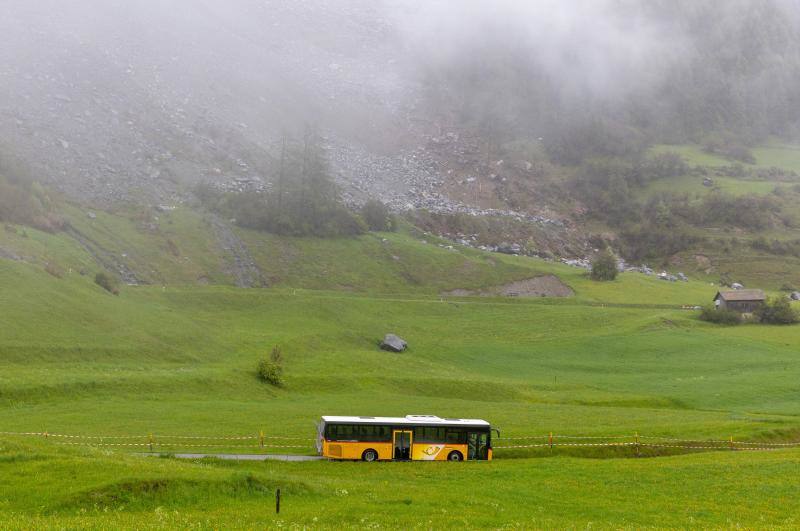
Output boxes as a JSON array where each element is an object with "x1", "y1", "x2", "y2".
[
  {"x1": 4, "y1": 0, "x2": 800, "y2": 288},
  {"x1": 1, "y1": 0, "x2": 416, "y2": 204}
]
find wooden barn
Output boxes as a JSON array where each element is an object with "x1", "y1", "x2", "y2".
[{"x1": 714, "y1": 289, "x2": 766, "y2": 313}]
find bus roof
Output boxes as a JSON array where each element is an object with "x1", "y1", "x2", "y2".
[{"x1": 320, "y1": 415, "x2": 490, "y2": 428}]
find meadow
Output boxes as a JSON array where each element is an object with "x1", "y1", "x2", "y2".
[
  {"x1": 2, "y1": 438, "x2": 800, "y2": 529},
  {"x1": 2, "y1": 242, "x2": 800, "y2": 527}
]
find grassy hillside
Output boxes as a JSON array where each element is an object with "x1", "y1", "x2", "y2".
[
  {"x1": 239, "y1": 228, "x2": 551, "y2": 293},
  {"x1": 0, "y1": 199, "x2": 731, "y2": 300},
  {"x1": 602, "y1": 143, "x2": 800, "y2": 289},
  {"x1": 5, "y1": 144, "x2": 800, "y2": 291},
  {"x1": 0, "y1": 204, "x2": 586, "y2": 293}
]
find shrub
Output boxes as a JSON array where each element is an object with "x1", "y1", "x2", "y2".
[
  {"x1": 698, "y1": 192, "x2": 777, "y2": 231},
  {"x1": 361, "y1": 199, "x2": 395, "y2": 232},
  {"x1": 619, "y1": 223, "x2": 700, "y2": 262},
  {"x1": 698, "y1": 305, "x2": 742, "y2": 325},
  {"x1": 257, "y1": 346, "x2": 284, "y2": 386},
  {"x1": 643, "y1": 151, "x2": 689, "y2": 179},
  {"x1": 44, "y1": 262, "x2": 64, "y2": 279},
  {"x1": 94, "y1": 272, "x2": 119, "y2": 295},
  {"x1": 701, "y1": 134, "x2": 756, "y2": 164},
  {"x1": 166, "y1": 239, "x2": 180, "y2": 257},
  {"x1": 755, "y1": 297, "x2": 799, "y2": 325},
  {"x1": 0, "y1": 170, "x2": 64, "y2": 232},
  {"x1": 590, "y1": 250, "x2": 618, "y2": 281}
]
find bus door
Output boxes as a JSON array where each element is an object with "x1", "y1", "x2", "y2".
[
  {"x1": 393, "y1": 430, "x2": 412, "y2": 460},
  {"x1": 467, "y1": 432, "x2": 489, "y2": 460}
]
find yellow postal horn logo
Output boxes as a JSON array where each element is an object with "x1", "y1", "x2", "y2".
[{"x1": 423, "y1": 445, "x2": 442, "y2": 456}]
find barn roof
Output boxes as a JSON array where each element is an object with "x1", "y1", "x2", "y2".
[{"x1": 714, "y1": 289, "x2": 766, "y2": 302}]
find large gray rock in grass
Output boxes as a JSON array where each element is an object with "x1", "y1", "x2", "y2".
[
  {"x1": 380, "y1": 334, "x2": 407, "y2": 353},
  {"x1": 791, "y1": 292, "x2": 800, "y2": 301}
]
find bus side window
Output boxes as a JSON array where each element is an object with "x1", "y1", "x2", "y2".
[
  {"x1": 446, "y1": 429, "x2": 465, "y2": 444},
  {"x1": 327, "y1": 425, "x2": 338, "y2": 440},
  {"x1": 359, "y1": 425, "x2": 375, "y2": 440},
  {"x1": 423, "y1": 427, "x2": 445, "y2": 443}
]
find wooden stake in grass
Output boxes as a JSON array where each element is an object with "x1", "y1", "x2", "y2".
[
  {"x1": 260, "y1": 430, "x2": 265, "y2": 449},
  {"x1": 276, "y1": 488, "x2": 281, "y2": 514},
  {"x1": 730, "y1": 436, "x2": 734, "y2": 451},
  {"x1": 149, "y1": 433, "x2": 154, "y2": 453},
  {"x1": 549, "y1": 432, "x2": 553, "y2": 452},
  {"x1": 635, "y1": 432, "x2": 640, "y2": 457}
]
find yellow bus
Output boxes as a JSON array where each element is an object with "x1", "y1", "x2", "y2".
[{"x1": 317, "y1": 415, "x2": 494, "y2": 461}]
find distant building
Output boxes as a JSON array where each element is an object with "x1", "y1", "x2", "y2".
[{"x1": 714, "y1": 289, "x2": 766, "y2": 313}]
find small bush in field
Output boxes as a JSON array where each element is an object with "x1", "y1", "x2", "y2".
[
  {"x1": 590, "y1": 250, "x2": 618, "y2": 281},
  {"x1": 698, "y1": 305, "x2": 741, "y2": 325},
  {"x1": 361, "y1": 199, "x2": 395, "y2": 232},
  {"x1": 756, "y1": 297, "x2": 799, "y2": 325},
  {"x1": 257, "y1": 346, "x2": 284, "y2": 386},
  {"x1": 94, "y1": 272, "x2": 119, "y2": 295},
  {"x1": 44, "y1": 262, "x2": 64, "y2": 279}
]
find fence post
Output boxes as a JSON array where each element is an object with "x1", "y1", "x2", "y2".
[
  {"x1": 276, "y1": 488, "x2": 281, "y2": 514},
  {"x1": 260, "y1": 430, "x2": 265, "y2": 449},
  {"x1": 635, "y1": 432, "x2": 640, "y2": 457},
  {"x1": 549, "y1": 432, "x2": 553, "y2": 452}
]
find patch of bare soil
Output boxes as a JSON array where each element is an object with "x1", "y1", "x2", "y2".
[
  {"x1": 694, "y1": 254, "x2": 713, "y2": 273},
  {"x1": 443, "y1": 274, "x2": 574, "y2": 298}
]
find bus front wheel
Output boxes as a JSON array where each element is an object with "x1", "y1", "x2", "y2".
[
  {"x1": 447, "y1": 451, "x2": 463, "y2": 462},
  {"x1": 362, "y1": 449, "x2": 378, "y2": 462}
]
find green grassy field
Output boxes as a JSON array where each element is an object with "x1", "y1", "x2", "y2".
[
  {"x1": 641, "y1": 173, "x2": 781, "y2": 197},
  {"x1": 653, "y1": 142, "x2": 800, "y2": 171},
  {"x1": 647, "y1": 142, "x2": 800, "y2": 200},
  {"x1": 2, "y1": 437, "x2": 800, "y2": 529},
  {"x1": 2, "y1": 245, "x2": 800, "y2": 527}
]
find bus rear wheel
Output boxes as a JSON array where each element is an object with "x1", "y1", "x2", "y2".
[
  {"x1": 362, "y1": 449, "x2": 378, "y2": 462},
  {"x1": 447, "y1": 451, "x2": 463, "y2": 462}
]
